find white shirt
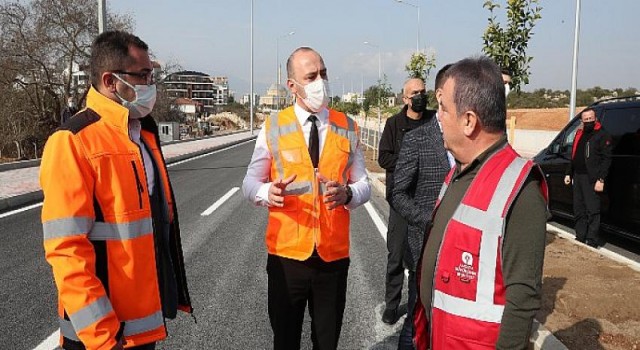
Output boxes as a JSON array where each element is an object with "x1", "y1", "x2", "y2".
[
  {"x1": 242, "y1": 103, "x2": 371, "y2": 209},
  {"x1": 128, "y1": 119, "x2": 155, "y2": 195}
]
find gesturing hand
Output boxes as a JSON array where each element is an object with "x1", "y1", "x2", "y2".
[
  {"x1": 268, "y1": 174, "x2": 297, "y2": 207},
  {"x1": 318, "y1": 173, "x2": 347, "y2": 210}
]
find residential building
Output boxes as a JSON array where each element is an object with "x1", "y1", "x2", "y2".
[{"x1": 163, "y1": 71, "x2": 229, "y2": 112}]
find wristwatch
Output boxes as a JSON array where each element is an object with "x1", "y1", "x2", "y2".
[{"x1": 344, "y1": 185, "x2": 353, "y2": 205}]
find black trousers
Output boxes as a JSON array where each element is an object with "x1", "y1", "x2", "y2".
[
  {"x1": 130, "y1": 343, "x2": 156, "y2": 350},
  {"x1": 385, "y1": 207, "x2": 408, "y2": 311},
  {"x1": 266, "y1": 254, "x2": 350, "y2": 350},
  {"x1": 398, "y1": 271, "x2": 417, "y2": 350},
  {"x1": 573, "y1": 173, "x2": 602, "y2": 243}
]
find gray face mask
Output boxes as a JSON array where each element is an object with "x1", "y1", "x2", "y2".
[{"x1": 113, "y1": 73, "x2": 157, "y2": 119}]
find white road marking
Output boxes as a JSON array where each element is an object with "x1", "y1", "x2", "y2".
[
  {"x1": 33, "y1": 329, "x2": 58, "y2": 350},
  {"x1": 0, "y1": 202, "x2": 42, "y2": 219},
  {"x1": 201, "y1": 187, "x2": 240, "y2": 216},
  {"x1": 364, "y1": 202, "x2": 388, "y2": 242}
]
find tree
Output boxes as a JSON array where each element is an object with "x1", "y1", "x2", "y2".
[
  {"x1": 482, "y1": 0, "x2": 542, "y2": 92},
  {"x1": 405, "y1": 51, "x2": 436, "y2": 81},
  {"x1": 0, "y1": 0, "x2": 132, "y2": 159},
  {"x1": 362, "y1": 75, "x2": 393, "y2": 113}
]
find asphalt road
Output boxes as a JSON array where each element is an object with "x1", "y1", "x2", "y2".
[{"x1": 0, "y1": 140, "x2": 408, "y2": 350}]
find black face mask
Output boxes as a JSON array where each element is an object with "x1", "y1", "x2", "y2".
[
  {"x1": 583, "y1": 121, "x2": 595, "y2": 133},
  {"x1": 410, "y1": 93, "x2": 428, "y2": 113}
]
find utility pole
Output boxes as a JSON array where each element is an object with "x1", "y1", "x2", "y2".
[
  {"x1": 569, "y1": 0, "x2": 581, "y2": 122},
  {"x1": 250, "y1": 0, "x2": 254, "y2": 134},
  {"x1": 98, "y1": 0, "x2": 106, "y2": 33}
]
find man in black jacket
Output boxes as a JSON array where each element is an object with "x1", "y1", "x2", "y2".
[
  {"x1": 377, "y1": 78, "x2": 431, "y2": 325},
  {"x1": 564, "y1": 107, "x2": 612, "y2": 248},
  {"x1": 391, "y1": 66, "x2": 453, "y2": 349}
]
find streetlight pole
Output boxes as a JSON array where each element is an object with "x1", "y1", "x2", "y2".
[
  {"x1": 394, "y1": 0, "x2": 420, "y2": 53},
  {"x1": 98, "y1": 0, "x2": 106, "y2": 33},
  {"x1": 569, "y1": 0, "x2": 581, "y2": 122},
  {"x1": 276, "y1": 31, "x2": 295, "y2": 111},
  {"x1": 250, "y1": 0, "x2": 254, "y2": 135},
  {"x1": 364, "y1": 41, "x2": 382, "y2": 160}
]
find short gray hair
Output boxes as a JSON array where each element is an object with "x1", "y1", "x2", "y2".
[{"x1": 444, "y1": 56, "x2": 506, "y2": 133}]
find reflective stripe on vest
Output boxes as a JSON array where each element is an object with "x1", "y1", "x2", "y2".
[
  {"x1": 268, "y1": 117, "x2": 300, "y2": 178},
  {"x1": 60, "y1": 310, "x2": 164, "y2": 341},
  {"x1": 67, "y1": 296, "x2": 113, "y2": 334},
  {"x1": 331, "y1": 117, "x2": 358, "y2": 184},
  {"x1": 433, "y1": 155, "x2": 529, "y2": 323},
  {"x1": 42, "y1": 217, "x2": 93, "y2": 240},
  {"x1": 43, "y1": 217, "x2": 153, "y2": 241}
]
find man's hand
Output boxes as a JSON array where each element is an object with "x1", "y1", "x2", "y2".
[
  {"x1": 268, "y1": 174, "x2": 297, "y2": 207},
  {"x1": 594, "y1": 180, "x2": 604, "y2": 192},
  {"x1": 564, "y1": 175, "x2": 571, "y2": 185},
  {"x1": 318, "y1": 174, "x2": 347, "y2": 210}
]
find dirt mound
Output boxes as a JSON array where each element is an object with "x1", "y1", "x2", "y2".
[{"x1": 507, "y1": 107, "x2": 585, "y2": 131}]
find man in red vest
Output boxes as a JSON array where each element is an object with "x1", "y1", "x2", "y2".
[{"x1": 413, "y1": 56, "x2": 548, "y2": 350}]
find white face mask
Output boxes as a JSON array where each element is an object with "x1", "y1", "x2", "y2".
[
  {"x1": 293, "y1": 78, "x2": 330, "y2": 113},
  {"x1": 113, "y1": 73, "x2": 157, "y2": 119},
  {"x1": 504, "y1": 83, "x2": 511, "y2": 98}
]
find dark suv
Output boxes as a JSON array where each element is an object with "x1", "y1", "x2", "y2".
[{"x1": 533, "y1": 96, "x2": 640, "y2": 242}]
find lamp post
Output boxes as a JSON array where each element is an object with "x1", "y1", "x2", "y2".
[
  {"x1": 276, "y1": 31, "x2": 295, "y2": 111},
  {"x1": 364, "y1": 41, "x2": 382, "y2": 160},
  {"x1": 98, "y1": 0, "x2": 106, "y2": 33},
  {"x1": 249, "y1": 0, "x2": 254, "y2": 134},
  {"x1": 394, "y1": 0, "x2": 420, "y2": 53},
  {"x1": 569, "y1": 0, "x2": 581, "y2": 122}
]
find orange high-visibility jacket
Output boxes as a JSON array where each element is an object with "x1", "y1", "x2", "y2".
[
  {"x1": 264, "y1": 107, "x2": 359, "y2": 262},
  {"x1": 40, "y1": 87, "x2": 192, "y2": 350}
]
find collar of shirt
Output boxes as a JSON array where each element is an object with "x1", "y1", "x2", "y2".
[
  {"x1": 294, "y1": 103, "x2": 329, "y2": 126},
  {"x1": 453, "y1": 135, "x2": 508, "y2": 180},
  {"x1": 128, "y1": 118, "x2": 142, "y2": 145}
]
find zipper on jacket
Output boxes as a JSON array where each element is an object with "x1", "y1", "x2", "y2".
[
  {"x1": 313, "y1": 168, "x2": 319, "y2": 252},
  {"x1": 131, "y1": 161, "x2": 145, "y2": 209}
]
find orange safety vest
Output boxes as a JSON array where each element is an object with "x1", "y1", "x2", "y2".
[
  {"x1": 264, "y1": 107, "x2": 359, "y2": 262},
  {"x1": 40, "y1": 87, "x2": 192, "y2": 350},
  {"x1": 413, "y1": 144, "x2": 548, "y2": 350}
]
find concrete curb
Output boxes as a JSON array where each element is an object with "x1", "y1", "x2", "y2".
[
  {"x1": 0, "y1": 129, "x2": 255, "y2": 173},
  {"x1": 0, "y1": 135, "x2": 257, "y2": 214},
  {"x1": 366, "y1": 171, "x2": 567, "y2": 350}
]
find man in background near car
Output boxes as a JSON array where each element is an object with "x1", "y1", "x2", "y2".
[
  {"x1": 391, "y1": 66, "x2": 453, "y2": 349},
  {"x1": 564, "y1": 107, "x2": 613, "y2": 248},
  {"x1": 377, "y1": 77, "x2": 432, "y2": 326}
]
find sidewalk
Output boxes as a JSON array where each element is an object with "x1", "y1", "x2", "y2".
[{"x1": 0, "y1": 131, "x2": 257, "y2": 213}]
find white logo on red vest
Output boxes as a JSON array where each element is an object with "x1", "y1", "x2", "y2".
[{"x1": 455, "y1": 251, "x2": 477, "y2": 283}]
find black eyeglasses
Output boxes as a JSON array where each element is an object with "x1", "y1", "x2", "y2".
[{"x1": 113, "y1": 70, "x2": 155, "y2": 84}]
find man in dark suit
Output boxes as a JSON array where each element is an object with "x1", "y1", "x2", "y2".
[
  {"x1": 378, "y1": 77, "x2": 432, "y2": 326},
  {"x1": 391, "y1": 65, "x2": 453, "y2": 349}
]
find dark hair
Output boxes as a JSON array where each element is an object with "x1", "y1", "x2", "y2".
[
  {"x1": 434, "y1": 63, "x2": 453, "y2": 90},
  {"x1": 90, "y1": 30, "x2": 149, "y2": 87},
  {"x1": 286, "y1": 47, "x2": 324, "y2": 80},
  {"x1": 581, "y1": 107, "x2": 596, "y2": 118},
  {"x1": 444, "y1": 56, "x2": 506, "y2": 133},
  {"x1": 500, "y1": 67, "x2": 512, "y2": 77}
]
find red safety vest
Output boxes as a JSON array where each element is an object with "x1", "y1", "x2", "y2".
[{"x1": 413, "y1": 144, "x2": 548, "y2": 350}]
